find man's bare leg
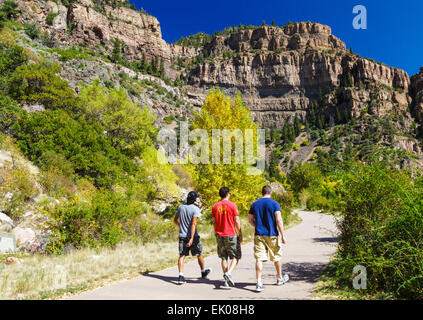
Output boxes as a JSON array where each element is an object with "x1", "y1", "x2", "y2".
[
  {"x1": 221, "y1": 259, "x2": 228, "y2": 274},
  {"x1": 274, "y1": 260, "x2": 282, "y2": 279},
  {"x1": 256, "y1": 260, "x2": 263, "y2": 284},
  {"x1": 197, "y1": 255, "x2": 205, "y2": 270},
  {"x1": 178, "y1": 256, "x2": 185, "y2": 273},
  {"x1": 228, "y1": 259, "x2": 239, "y2": 274}
]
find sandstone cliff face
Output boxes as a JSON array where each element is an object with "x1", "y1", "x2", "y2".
[
  {"x1": 13, "y1": 0, "x2": 190, "y2": 78},
  {"x1": 186, "y1": 23, "x2": 411, "y2": 128}
]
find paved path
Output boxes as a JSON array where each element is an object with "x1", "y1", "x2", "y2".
[{"x1": 69, "y1": 211, "x2": 338, "y2": 300}]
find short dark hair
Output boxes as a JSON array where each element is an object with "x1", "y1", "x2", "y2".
[
  {"x1": 262, "y1": 185, "x2": 272, "y2": 196},
  {"x1": 187, "y1": 191, "x2": 199, "y2": 204},
  {"x1": 219, "y1": 187, "x2": 230, "y2": 199}
]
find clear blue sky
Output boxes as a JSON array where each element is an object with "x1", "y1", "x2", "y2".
[{"x1": 131, "y1": 0, "x2": 422, "y2": 76}]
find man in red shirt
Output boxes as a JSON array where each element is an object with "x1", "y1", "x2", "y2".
[{"x1": 212, "y1": 187, "x2": 242, "y2": 288}]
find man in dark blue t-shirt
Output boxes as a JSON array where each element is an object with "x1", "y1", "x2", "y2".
[{"x1": 249, "y1": 185, "x2": 289, "y2": 292}]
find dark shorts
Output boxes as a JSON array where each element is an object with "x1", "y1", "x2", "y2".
[
  {"x1": 216, "y1": 235, "x2": 242, "y2": 260},
  {"x1": 179, "y1": 236, "x2": 203, "y2": 257}
]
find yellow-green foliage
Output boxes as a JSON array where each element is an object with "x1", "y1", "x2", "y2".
[
  {"x1": 141, "y1": 146, "x2": 180, "y2": 201},
  {"x1": 78, "y1": 80, "x2": 157, "y2": 158},
  {"x1": 188, "y1": 89, "x2": 266, "y2": 214}
]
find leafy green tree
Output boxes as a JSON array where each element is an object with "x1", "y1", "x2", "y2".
[
  {"x1": 287, "y1": 162, "x2": 322, "y2": 194},
  {"x1": 8, "y1": 61, "x2": 78, "y2": 111},
  {"x1": 78, "y1": 80, "x2": 157, "y2": 158},
  {"x1": 188, "y1": 89, "x2": 266, "y2": 213},
  {"x1": 11, "y1": 109, "x2": 138, "y2": 188}
]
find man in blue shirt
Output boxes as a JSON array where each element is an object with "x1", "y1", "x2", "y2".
[{"x1": 249, "y1": 185, "x2": 289, "y2": 292}]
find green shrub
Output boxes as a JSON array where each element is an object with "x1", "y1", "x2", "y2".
[
  {"x1": 0, "y1": 1, "x2": 18, "y2": 28},
  {"x1": 46, "y1": 11, "x2": 59, "y2": 26},
  {"x1": 287, "y1": 162, "x2": 322, "y2": 194},
  {"x1": 11, "y1": 109, "x2": 138, "y2": 188},
  {"x1": 45, "y1": 190, "x2": 177, "y2": 254},
  {"x1": 0, "y1": 42, "x2": 28, "y2": 76},
  {"x1": 78, "y1": 80, "x2": 157, "y2": 158},
  {"x1": 0, "y1": 95, "x2": 25, "y2": 133},
  {"x1": 23, "y1": 23, "x2": 40, "y2": 39},
  {"x1": 8, "y1": 61, "x2": 78, "y2": 111},
  {"x1": 332, "y1": 163, "x2": 423, "y2": 298}
]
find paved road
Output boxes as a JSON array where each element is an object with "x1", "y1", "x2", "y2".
[{"x1": 68, "y1": 211, "x2": 338, "y2": 300}]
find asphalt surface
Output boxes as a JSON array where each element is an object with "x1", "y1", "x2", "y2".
[{"x1": 68, "y1": 210, "x2": 338, "y2": 300}]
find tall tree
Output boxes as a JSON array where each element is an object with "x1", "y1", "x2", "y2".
[{"x1": 188, "y1": 89, "x2": 266, "y2": 213}]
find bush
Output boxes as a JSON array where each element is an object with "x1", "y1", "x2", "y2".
[
  {"x1": 45, "y1": 189, "x2": 140, "y2": 253},
  {"x1": 23, "y1": 23, "x2": 40, "y2": 39},
  {"x1": 46, "y1": 11, "x2": 59, "y2": 26},
  {"x1": 0, "y1": 42, "x2": 28, "y2": 76},
  {"x1": 78, "y1": 80, "x2": 157, "y2": 158},
  {"x1": 11, "y1": 109, "x2": 138, "y2": 188},
  {"x1": 0, "y1": 95, "x2": 25, "y2": 133},
  {"x1": 0, "y1": 1, "x2": 18, "y2": 28},
  {"x1": 287, "y1": 162, "x2": 322, "y2": 194},
  {"x1": 8, "y1": 61, "x2": 78, "y2": 111},
  {"x1": 332, "y1": 163, "x2": 423, "y2": 298}
]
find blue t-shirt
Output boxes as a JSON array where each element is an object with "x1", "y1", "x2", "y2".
[{"x1": 249, "y1": 198, "x2": 281, "y2": 236}]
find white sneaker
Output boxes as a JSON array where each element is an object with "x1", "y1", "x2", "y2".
[
  {"x1": 276, "y1": 274, "x2": 289, "y2": 285},
  {"x1": 255, "y1": 283, "x2": 264, "y2": 292}
]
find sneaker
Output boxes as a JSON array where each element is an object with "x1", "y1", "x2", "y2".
[
  {"x1": 276, "y1": 274, "x2": 290, "y2": 285},
  {"x1": 201, "y1": 268, "x2": 212, "y2": 279},
  {"x1": 255, "y1": 283, "x2": 264, "y2": 292},
  {"x1": 177, "y1": 275, "x2": 186, "y2": 285},
  {"x1": 223, "y1": 272, "x2": 235, "y2": 287},
  {"x1": 222, "y1": 280, "x2": 231, "y2": 289}
]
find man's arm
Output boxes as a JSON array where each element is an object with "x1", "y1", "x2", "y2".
[
  {"x1": 248, "y1": 214, "x2": 256, "y2": 227},
  {"x1": 173, "y1": 215, "x2": 180, "y2": 228},
  {"x1": 186, "y1": 217, "x2": 198, "y2": 247},
  {"x1": 275, "y1": 211, "x2": 287, "y2": 244},
  {"x1": 234, "y1": 215, "x2": 243, "y2": 243},
  {"x1": 212, "y1": 217, "x2": 217, "y2": 234}
]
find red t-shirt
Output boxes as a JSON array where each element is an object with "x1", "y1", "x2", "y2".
[{"x1": 212, "y1": 199, "x2": 239, "y2": 237}]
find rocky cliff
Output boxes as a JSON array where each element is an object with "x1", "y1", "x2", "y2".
[
  {"x1": 185, "y1": 22, "x2": 411, "y2": 128},
  {"x1": 13, "y1": 0, "x2": 192, "y2": 78},
  {"x1": 7, "y1": 0, "x2": 421, "y2": 133}
]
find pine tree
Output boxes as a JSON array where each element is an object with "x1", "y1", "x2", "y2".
[
  {"x1": 336, "y1": 107, "x2": 342, "y2": 124},
  {"x1": 140, "y1": 52, "x2": 146, "y2": 71},
  {"x1": 151, "y1": 56, "x2": 158, "y2": 75},
  {"x1": 272, "y1": 20, "x2": 276, "y2": 26},
  {"x1": 350, "y1": 46, "x2": 354, "y2": 55},
  {"x1": 159, "y1": 57, "x2": 165, "y2": 79},
  {"x1": 294, "y1": 113, "x2": 301, "y2": 136}
]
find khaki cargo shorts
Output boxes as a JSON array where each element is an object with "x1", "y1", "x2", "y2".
[
  {"x1": 216, "y1": 235, "x2": 242, "y2": 260},
  {"x1": 254, "y1": 235, "x2": 282, "y2": 262}
]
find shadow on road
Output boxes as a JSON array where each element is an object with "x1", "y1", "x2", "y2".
[
  {"x1": 312, "y1": 237, "x2": 338, "y2": 243},
  {"x1": 143, "y1": 273, "x2": 258, "y2": 293},
  {"x1": 282, "y1": 262, "x2": 327, "y2": 283}
]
